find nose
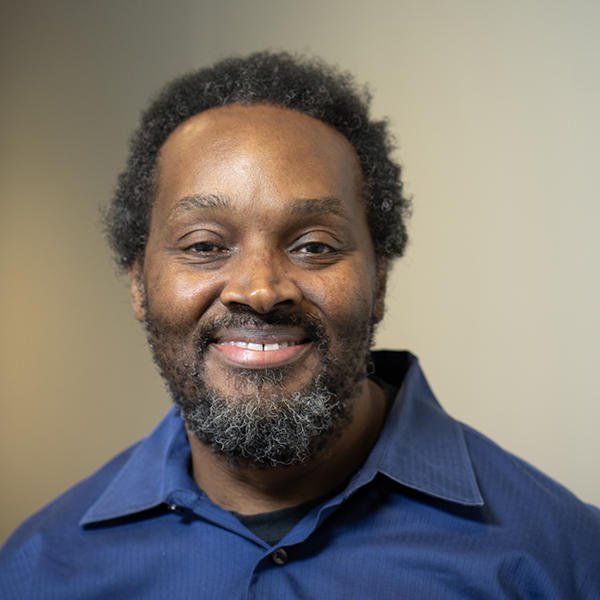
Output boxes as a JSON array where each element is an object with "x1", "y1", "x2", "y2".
[{"x1": 219, "y1": 250, "x2": 303, "y2": 314}]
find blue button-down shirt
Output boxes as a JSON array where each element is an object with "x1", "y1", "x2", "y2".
[{"x1": 2, "y1": 351, "x2": 599, "y2": 598}]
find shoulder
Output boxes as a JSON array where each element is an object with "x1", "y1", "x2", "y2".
[
  {"x1": 460, "y1": 423, "x2": 600, "y2": 592},
  {"x1": 0, "y1": 442, "x2": 138, "y2": 593},
  {"x1": 462, "y1": 422, "x2": 599, "y2": 519}
]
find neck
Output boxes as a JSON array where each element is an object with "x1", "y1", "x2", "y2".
[{"x1": 186, "y1": 378, "x2": 386, "y2": 514}]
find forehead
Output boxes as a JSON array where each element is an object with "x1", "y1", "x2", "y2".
[{"x1": 153, "y1": 104, "x2": 364, "y2": 220}]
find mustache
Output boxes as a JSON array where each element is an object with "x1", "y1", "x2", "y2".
[{"x1": 193, "y1": 307, "x2": 328, "y2": 353}]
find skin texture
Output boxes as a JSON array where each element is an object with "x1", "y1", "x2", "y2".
[{"x1": 129, "y1": 104, "x2": 387, "y2": 513}]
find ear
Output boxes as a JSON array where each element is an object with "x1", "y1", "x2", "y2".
[
  {"x1": 128, "y1": 261, "x2": 147, "y2": 323},
  {"x1": 372, "y1": 258, "x2": 388, "y2": 324}
]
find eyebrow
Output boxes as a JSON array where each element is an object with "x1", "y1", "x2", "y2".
[
  {"x1": 167, "y1": 194, "x2": 350, "y2": 221},
  {"x1": 167, "y1": 194, "x2": 230, "y2": 221},
  {"x1": 289, "y1": 196, "x2": 350, "y2": 220}
]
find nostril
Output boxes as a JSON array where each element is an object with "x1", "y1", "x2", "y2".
[{"x1": 220, "y1": 273, "x2": 302, "y2": 314}]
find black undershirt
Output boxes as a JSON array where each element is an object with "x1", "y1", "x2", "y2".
[{"x1": 232, "y1": 496, "x2": 325, "y2": 546}]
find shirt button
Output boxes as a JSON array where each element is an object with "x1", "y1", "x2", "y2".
[{"x1": 271, "y1": 548, "x2": 288, "y2": 565}]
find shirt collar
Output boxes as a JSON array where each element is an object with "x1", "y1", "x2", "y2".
[
  {"x1": 361, "y1": 351, "x2": 484, "y2": 506},
  {"x1": 80, "y1": 351, "x2": 483, "y2": 526},
  {"x1": 79, "y1": 406, "x2": 195, "y2": 526}
]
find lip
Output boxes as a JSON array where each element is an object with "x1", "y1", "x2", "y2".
[{"x1": 210, "y1": 326, "x2": 312, "y2": 369}]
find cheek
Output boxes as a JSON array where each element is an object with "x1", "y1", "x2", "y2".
[
  {"x1": 305, "y1": 260, "x2": 376, "y2": 328},
  {"x1": 144, "y1": 263, "x2": 220, "y2": 328}
]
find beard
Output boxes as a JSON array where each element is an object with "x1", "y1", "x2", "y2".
[{"x1": 145, "y1": 302, "x2": 375, "y2": 468}]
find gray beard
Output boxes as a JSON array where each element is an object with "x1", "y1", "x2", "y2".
[
  {"x1": 180, "y1": 369, "x2": 350, "y2": 467},
  {"x1": 145, "y1": 308, "x2": 374, "y2": 468}
]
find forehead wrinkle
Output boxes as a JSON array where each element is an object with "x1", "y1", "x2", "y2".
[{"x1": 167, "y1": 194, "x2": 231, "y2": 222}]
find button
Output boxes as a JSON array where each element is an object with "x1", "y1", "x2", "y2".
[{"x1": 271, "y1": 548, "x2": 288, "y2": 565}]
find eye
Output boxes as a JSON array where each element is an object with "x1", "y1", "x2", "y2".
[
  {"x1": 182, "y1": 239, "x2": 231, "y2": 264},
  {"x1": 296, "y1": 241, "x2": 335, "y2": 255},
  {"x1": 290, "y1": 232, "x2": 345, "y2": 267},
  {"x1": 186, "y1": 241, "x2": 224, "y2": 254}
]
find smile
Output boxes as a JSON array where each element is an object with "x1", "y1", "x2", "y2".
[
  {"x1": 217, "y1": 340, "x2": 300, "y2": 351},
  {"x1": 211, "y1": 334, "x2": 311, "y2": 369}
]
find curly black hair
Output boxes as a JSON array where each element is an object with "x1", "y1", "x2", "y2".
[{"x1": 105, "y1": 51, "x2": 410, "y2": 270}]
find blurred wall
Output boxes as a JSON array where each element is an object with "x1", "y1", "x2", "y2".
[{"x1": 1, "y1": 0, "x2": 599, "y2": 543}]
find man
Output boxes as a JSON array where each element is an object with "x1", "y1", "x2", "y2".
[{"x1": 1, "y1": 51, "x2": 599, "y2": 598}]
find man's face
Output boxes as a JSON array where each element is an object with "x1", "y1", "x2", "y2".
[{"x1": 130, "y1": 104, "x2": 385, "y2": 466}]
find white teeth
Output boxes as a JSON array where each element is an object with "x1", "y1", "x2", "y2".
[
  {"x1": 220, "y1": 341, "x2": 293, "y2": 351},
  {"x1": 229, "y1": 341, "x2": 249, "y2": 349},
  {"x1": 265, "y1": 342, "x2": 289, "y2": 351}
]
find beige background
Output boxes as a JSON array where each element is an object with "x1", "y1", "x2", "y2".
[{"x1": 1, "y1": 0, "x2": 599, "y2": 543}]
